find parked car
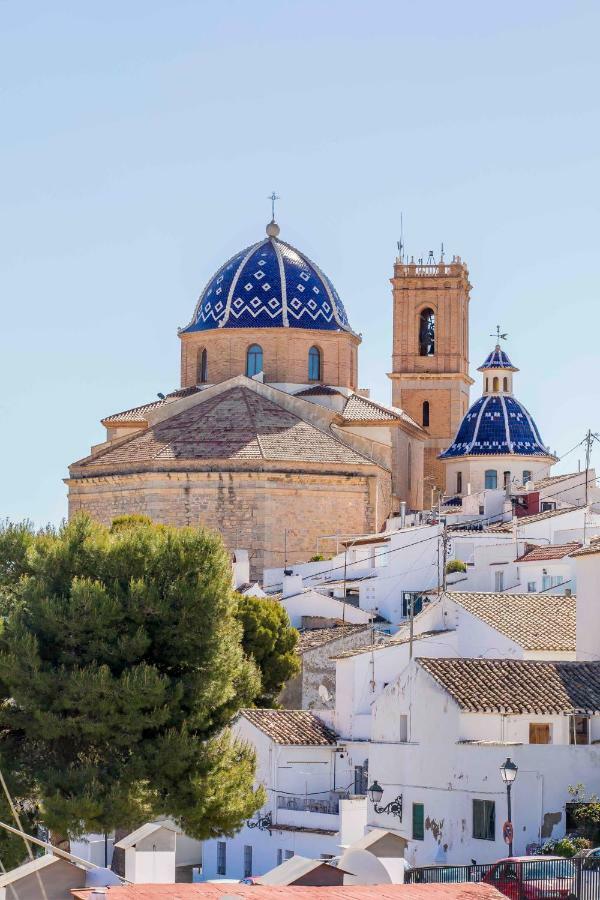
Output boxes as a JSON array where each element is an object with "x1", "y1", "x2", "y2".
[
  {"x1": 483, "y1": 856, "x2": 575, "y2": 899},
  {"x1": 575, "y1": 846, "x2": 600, "y2": 870}
]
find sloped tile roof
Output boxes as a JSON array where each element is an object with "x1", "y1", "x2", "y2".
[
  {"x1": 448, "y1": 591, "x2": 575, "y2": 651},
  {"x1": 240, "y1": 709, "x2": 337, "y2": 745},
  {"x1": 102, "y1": 387, "x2": 200, "y2": 424},
  {"x1": 296, "y1": 624, "x2": 370, "y2": 654},
  {"x1": 74, "y1": 882, "x2": 506, "y2": 899},
  {"x1": 342, "y1": 394, "x2": 419, "y2": 427},
  {"x1": 76, "y1": 387, "x2": 375, "y2": 471},
  {"x1": 487, "y1": 506, "x2": 579, "y2": 532},
  {"x1": 295, "y1": 385, "x2": 344, "y2": 397},
  {"x1": 418, "y1": 657, "x2": 600, "y2": 714},
  {"x1": 515, "y1": 541, "x2": 582, "y2": 562},
  {"x1": 571, "y1": 537, "x2": 600, "y2": 558}
]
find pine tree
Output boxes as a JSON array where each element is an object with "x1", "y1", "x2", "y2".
[
  {"x1": 235, "y1": 594, "x2": 299, "y2": 706},
  {"x1": 0, "y1": 515, "x2": 267, "y2": 842}
]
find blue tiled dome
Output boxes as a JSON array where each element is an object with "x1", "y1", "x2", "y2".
[
  {"x1": 439, "y1": 394, "x2": 553, "y2": 459},
  {"x1": 478, "y1": 345, "x2": 517, "y2": 370},
  {"x1": 182, "y1": 228, "x2": 353, "y2": 333}
]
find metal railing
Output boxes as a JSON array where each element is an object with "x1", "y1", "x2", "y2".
[
  {"x1": 276, "y1": 795, "x2": 339, "y2": 815},
  {"x1": 407, "y1": 856, "x2": 600, "y2": 898}
]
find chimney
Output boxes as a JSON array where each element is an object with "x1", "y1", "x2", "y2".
[
  {"x1": 282, "y1": 573, "x2": 303, "y2": 598},
  {"x1": 400, "y1": 501, "x2": 407, "y2": 528},
  {"x1": 232, "y1": 550, "x2": 250, "y2": 589}
]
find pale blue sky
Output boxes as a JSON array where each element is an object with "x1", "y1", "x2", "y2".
[{"x1": 1, "y1": 0, "x2": 599, "y2": 525}]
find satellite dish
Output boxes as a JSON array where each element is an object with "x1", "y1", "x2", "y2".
[{"x1": 318, "y1": 684, "x2": 333, "y2": 703}]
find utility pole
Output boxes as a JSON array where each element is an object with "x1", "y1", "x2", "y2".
[
  {"x1": 584, "y1": 429, "x2": 593, "y2": 508},
  {"x1": 442, "y1": 523, "x2": 449, "y2": 593}
]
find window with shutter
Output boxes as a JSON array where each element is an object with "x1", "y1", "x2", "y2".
[{"x1": 412, "y1": 803, "x2": 425, "y2": 841}]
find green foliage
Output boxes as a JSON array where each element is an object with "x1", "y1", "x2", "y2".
[
  {"x1": 568, "y1": 784, "x2": 600, "y2": 839},
  {"x1": 235, "y1": 594, "x2": 299, "y2": 705},
  {"x1": 309, "y1": 554, "x2": 326, "y2": 562},
  {"x1": 542, "y1": 836, "x2": 592, "y2": 857},
  {"x1": 446, "y1": 559, "x2": 467, "y2": 574},
  {"x1": 0, "y1": 515, "x2": 266, "y2": 841},
  {"x1": 109, "y1": 514, "x2": 154, "y2": 533}
]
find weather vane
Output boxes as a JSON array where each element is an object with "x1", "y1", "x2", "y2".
[
  {"x1": 491, "y1": 324, "x2": 508, "y2": 343},
  {"x1": 268, "y1": 191, "x2": 280, "y2": 222}
]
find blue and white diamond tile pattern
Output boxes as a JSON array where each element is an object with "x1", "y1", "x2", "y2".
[
  {"x1": 478, "y1": 346, "x2": 517, "y2": 370},
  {"x1": 440, "y1": 395, "x2": 552, "y2": 459},
  {"x1": 182, "y1": 236, "x2": 352, "y2": 333}
]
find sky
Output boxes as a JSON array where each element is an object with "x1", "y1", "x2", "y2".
[{"x1": 1, "y1": 0, "x2": 599, "y2": 526}]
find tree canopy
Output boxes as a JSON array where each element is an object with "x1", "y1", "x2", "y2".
[{"x1": 0, "y1": 515, "x2": 297, "y2": 844}]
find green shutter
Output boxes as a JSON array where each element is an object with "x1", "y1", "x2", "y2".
[{"x1": 412, "y1": 802, "x2": 425, "y2": 841}]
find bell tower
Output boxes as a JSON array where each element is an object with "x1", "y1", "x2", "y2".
[{"x1": 389, "y1": 253, "x2": 473, "y2": 498}]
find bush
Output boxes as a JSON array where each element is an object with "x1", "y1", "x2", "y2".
[
  {"x1": 541, "y1": 836, "x2": 592, "y2": 857},
  {"x1": 446, "y1": 559, "x2": 467, "y2": 574},
  {"x1": 309, "y1": 553, "x2": 331, "y2": 562}
]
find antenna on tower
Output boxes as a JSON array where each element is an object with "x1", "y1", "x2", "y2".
[
  {"x1": 397, "y1": 212, "x2": 405, "y2": 262},
  {"x1": 490, "y1": 324, "x2": 508, "y2": 344}
]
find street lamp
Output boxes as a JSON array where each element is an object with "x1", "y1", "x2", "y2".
[
  {"x1": 367, "y1": 780, "x2": 403, "y2": 820},
  {"x1": 499, "y1": 758, "x2": 518, "y2": 856}
]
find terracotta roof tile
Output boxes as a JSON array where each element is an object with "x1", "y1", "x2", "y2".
[
  {"x1": 342, "y1": 394, "x2": 419, "y2": 427},
  {"x1": 73, "y1": 882, "x2": 506, "y2": 899},
  {"x1": 418, "y1": 657, "x2": 600, "y2": 714},
  {"x1": 515, "y1": 541, "x2": 582, "y2": 562},
  {"x1": 77, "y1": 387, "x2": 374, "y2": 471},
  {"x1": 571, "y1": 537, "x2": 600, "y2": 558},
  {"x1": 102, "y1": 387, "x2": 200, "y2": 424},
  {"x1": 296, "y1": 625, "x2": 370, "y2": 654},
  {"x1": 240, "y1": 709, "x2": 337, "y2": 745},
  {"x1": 486, "y1": 506, "x2": 579, "y2": 532},
  {"x1": 448, "y1": 591, "x2": 575, "y2": 651},
  {"x1": 295, "y1": 385, "x2": 344, "y2": 397}
]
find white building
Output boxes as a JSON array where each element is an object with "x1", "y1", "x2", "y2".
[
  {"x1": 368, "y1": 655, "x2": 600, "y2": 866},
  {"x1": 200, "y1": 709, "x2": 367, "y2": 882},
  {"x1": 510, "y1": 541, "x2": 580, "y2": 594}
]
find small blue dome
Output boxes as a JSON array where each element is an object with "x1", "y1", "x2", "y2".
[
  {"x1": 182, "y1": 229, "x2": 353, "y2": 334},
  {"x1": 439, "y1": 394, "x2": 553, "y2": 459},
  {"x1": 478, "y1": 345, "x2": 517, "y2": 370}
]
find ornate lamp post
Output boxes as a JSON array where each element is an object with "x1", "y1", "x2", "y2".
[
  {"x1": 368, "y1": 780, "x2": 403, "y2": 821},
  {"x1": 499, "y1": 758, "x2": 518, "y2": 856}
]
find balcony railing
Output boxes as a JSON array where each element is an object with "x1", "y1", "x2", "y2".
[{"x1": 276, "y1": 795, "x2": 340, "y2": 815}]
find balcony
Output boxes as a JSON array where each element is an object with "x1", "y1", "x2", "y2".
[
  {"x1": 277, "y1": 795, "x2": 340, "y2": 815},
  {"x1": 274, "y1": 794, "x2": 342, "y2": 833}
]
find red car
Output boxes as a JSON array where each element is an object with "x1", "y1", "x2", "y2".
[{"x1": 483, "y1": 856, "x2": 575, "y2": 899}]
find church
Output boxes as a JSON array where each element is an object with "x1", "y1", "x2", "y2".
[{"x1": 67, "y1": 214, "x2": 554, "y2": 573}]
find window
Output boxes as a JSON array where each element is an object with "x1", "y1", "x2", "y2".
[
  {"x1": 217, "y1": 842, "x2": 226, "y2": 876},
  {"x1": 527, "y1": 581, "x2": 537, "y2": 592},
  {"x1": 570, "y1": 716, "x2": 589, "y2": 745},
  {"x1": 523, "y1": 470, "x2": 532, "y2": 485},
  {"x1": 308, "y1": 346, "x2": 321, "y2": 381},
  {"x1": 492, "y1": 376, "x2": 499, "y2": 392},
  {"x1": 542, "y1": 574, "x2": 563, "y2": 591},
  {"x1": 418, "y1": 308, "x2": 435, "y2": 356},
  {"x1": 244, "y1": 845, "x2": 253, "y2": 878},
  {"x1": 485, "y1": 470, "x2": 498, "y2": 489},
  {"x1": 503, "y1": 471, "x2": 511, "y2": 492},
  {"x1": 485, "y1": 377, "x2": 489, "y2": 393},
  {"x1": 473, "y1": 799, "x2": 495, "y2": 841},
  {"x1": 529, "y1": 723, "x2": 551, "y2": 744},
  {"x1": 277, "y1": 849, "x2": 283, "y2": 866},
  {"x1": 399, "y1": 714, "x2": 408, "y2": 742},
  {"x1": 457, "y1": 472, "x2": 463, "y2": 494},
  {"x1": 503, "y1": 377, "x2": 508, "y2": 392},
  {"x1": 541, "y1": 501, "x2": 556, "y2": 512},
  {"x1": 320, "y1": 854, "x2": 335, "y2": 860},
  {"x1": 197, "y1": 348, "x2": 208, "y2": 383},
  {"x1": 412, "y1": 803, "x2": 425, "y2": 841},
  {"x1": 246, "y1": 344, "x2": 263, "y2": 377},
  {"x1": 354, "y1": 762, "x2": 369, "y2": 795},
  {"x1": 285, "y1": 850, "x2": 294, "y2": 861},
  {"x1": 494, "y1": 571, "x2": 504, "y2": 591},
  {"x1": 422, "y1": 401, "x2": 430, "y2": 427},
  {"x1": 402, "y1": 592, "x2": 424, "y2": 618}
]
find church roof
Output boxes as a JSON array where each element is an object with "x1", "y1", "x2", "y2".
[
  {"x1": 181, "y1": 226, "x2": 353, "y2": 334},
  {"x1": 478, "y1": 345, "x2": 518, "y2": 371},
  {"x1": 439, "y1": 394, "x2": 553, "y2": 459},
  {"x1": 341, "y1": 394, "x2": 419, "y2": 426},
  {"x1": 73, "y1": 385, "x2": 378, "y2": 473}
]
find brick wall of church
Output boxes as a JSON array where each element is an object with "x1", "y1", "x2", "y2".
[
  {"x1": 180, "y1": 328, "x2": 360, "y2": 390},
  {"x1": 67, "y1": 468, "x2": 391, "y2": 578}
]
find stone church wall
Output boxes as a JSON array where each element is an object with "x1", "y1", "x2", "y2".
[{"x1": 67, "y1": 468, "x2": 391, "y2": 578}]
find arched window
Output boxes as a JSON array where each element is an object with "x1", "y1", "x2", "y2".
[
  {"x1": 485, "y1": 469, "x2": 498, "y2": 490},
  {"x1": 456, "y1": 471, "x2": 463, "y2": 494},
  {"x1": 422, "y1": 400, "x2": 430, "y2": 427},
  {"x1": 197, "y1": 348, "x2": 208, "y2": 383},
  {"x1": 246, "y1": 344, "x2": 263, "y2": 377},
  {"x1": 308, "y1": 346, "x2": 321, "y2": 381},
  {"x1": 503, "y1": 376, "x2": 508, "y2": 392},
  {"x1": 418, "y1": 308, "x2": 435, "y2": 356},
  {"x1": 485, "y1": 377, "x2": 489, "y2": 393},
  {"x1": 492, "y1": 376, "x2": 500, "y2": 392}
]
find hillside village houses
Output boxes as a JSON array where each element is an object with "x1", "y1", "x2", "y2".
[{"x1": 65, "y1": 216, "x2": 600, "y2": 885}]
